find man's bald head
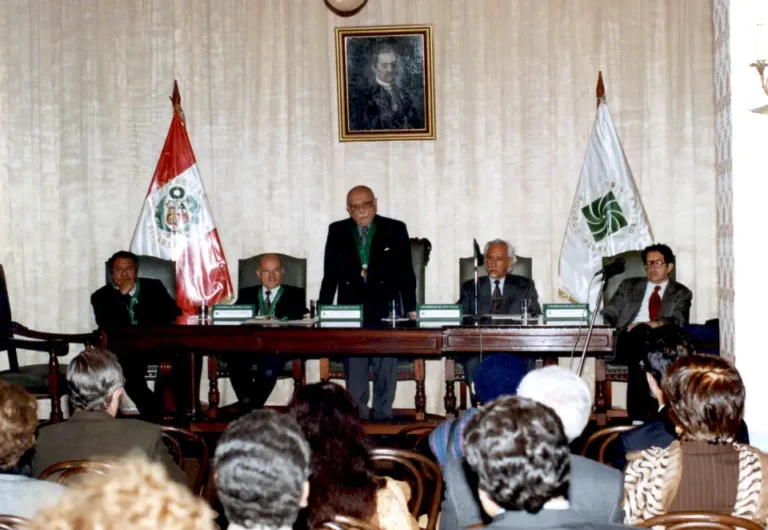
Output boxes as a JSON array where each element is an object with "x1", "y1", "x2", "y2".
[
  {"x1": 346, "y1": 186, "x2": 377, "y2": 227},
  {"x1": 257, "y1": 254, "x2": 284, "y2": 290}
]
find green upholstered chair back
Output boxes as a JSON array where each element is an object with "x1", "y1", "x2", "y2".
[
  {"x1": 104, "y1": 255, "x2": 177, "y2": 300},
  {"x1": 238, "y1": 254, "x2": 307, "y2": 291},
  {"x1": 458, "y1": 256, "x2": 532, "y2": 294},
  {"x1": 410, "y1": 238, "x2": 432, "y2": 305},
  {"x1": 601, "y1": 250, "x2": 676, "y2": 306}
]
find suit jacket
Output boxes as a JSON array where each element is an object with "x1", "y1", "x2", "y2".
[
  {"x1": 610, "y1": 406, "x2": 750, "y2": 470},
  {"x1": 439, "y1": 455, "x2": 623, "y2": 530},
  {"x1": 459, "y1": 274, "x2": 541, "y2": 316},
  {"x1": 32, "y1": 410, "x2": 188, "y2": 485},
  {"x1": 484, "y1": 510, "x2": 633, "y2": 530},
  {"x1": 602, "y1": 278, "x2": 692, "y2": 329},
  {"x1": 0, "y1": 474, "x2": 65, "y2": 518},
  {"x1": 235, "y1": 284, "x2": 308, "y2": 320},
  {"x1": 319, "y1": 215, "x2": 416, "y2": 323},
  {"x1": 350, "y1": 83, "x2": 423, "y2": 131},
  {"x1": 91, "y1": 278, "x2": 180, "y2": 328}
]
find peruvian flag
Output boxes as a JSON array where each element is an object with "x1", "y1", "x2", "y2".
[{"x1": 130, "y1": 81, "x2": 234, "y2": 315}]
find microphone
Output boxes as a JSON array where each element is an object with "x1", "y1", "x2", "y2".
[
  {"x1": 594, "y1": 257, "x2": 625, "y2": 278},
  {"x1": 473, "y1": 239, "x2": 484, "y2": 266}
]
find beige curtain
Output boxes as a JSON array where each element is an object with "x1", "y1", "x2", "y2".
[{"x1": 0, "y1": 0, "x2": 716, "y2": 413}]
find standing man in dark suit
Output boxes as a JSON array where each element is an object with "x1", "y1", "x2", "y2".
[
  {"x1": 458, "y1": 239, "x2": 541, "y2": 393},
  {"x1": 602, "y1": 243, "x2": 693, "y2": 421},
  {"x1": 91, "y1": 251, "x2": 180, "y2": 416},
  {"x1": 229, "y1": 254, "x2": 308, "y2": 410},
  {"x1": 319, "y1": 185, "x2": 416, "y2": 420}
]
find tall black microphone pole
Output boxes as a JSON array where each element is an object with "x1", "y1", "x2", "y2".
[
  {"x1": 577, "y1": 257, "x2": 625, "y2": 375},
  {"x1": 473, "y1": 239, "x2": 483, "y2": 318}
]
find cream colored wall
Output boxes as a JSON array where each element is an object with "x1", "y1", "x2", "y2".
[{"x1": 0, "y1": 0, "x2": 716, "y2": 414}]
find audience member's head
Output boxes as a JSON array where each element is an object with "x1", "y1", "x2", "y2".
[
  {"x1": 663, "y1": 354, "x2": 745, "y2": 443},
  {"x1": 67, "y1": 348, "x2": 125, "y2": 416},
  {"x1": 0, "y1": 379, "x2": 37, "y2": 471},
  {"x1": 472, "y1": 354, "x2": 529, "y2": 404},
  {"x1": 288, "y1": 382, "x2": 382, "y2": 528},
  {"x1": 516, "y1": 366, "x2": 592, "y2": 442},
  {"x1": 25, "y1": 454, "x2": 215, "y2": 530},
  {"x1": 215, "y1": 409, "x2": 311, "y2": 530},
  {"x1": 640, "y1": 326, "x2": 696, "y2": 404},
  {"x1": 464, "y1": 395, "x2": 570, "y2": 516}
]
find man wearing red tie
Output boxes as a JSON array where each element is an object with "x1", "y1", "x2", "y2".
[{"x1": 602, "y1": 243, "x2": 692, "y2": 421}]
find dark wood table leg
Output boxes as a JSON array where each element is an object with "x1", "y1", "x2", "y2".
[
  {"x1": 414, "y1": 358, "x2": 426, "y2": 421},
  {"x1": 444, "y1": 357, "x2": 457, "y2": 418},
  {"x1": 292, "y1": 359, "x2": 304, "y2": 396},
  {"x1": 48, "y1": 352, "x2": 63, "y2": 423},
  {"x1": 207, "y1": 355, "x2": 219, "y2": 419},
  {"x1": 320, "y1": 358, "x2": 330, "y2": 383},
  {"x1": 595, "y1": 357, "x2": 607, "y2": 427},
  {"x1": 158, "y1": 360, "x2": 175, "y2": 423}
]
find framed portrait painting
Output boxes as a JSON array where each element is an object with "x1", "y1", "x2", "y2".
[{"x1": 335, "y1": 25, "x2": 435, "y2": 142}]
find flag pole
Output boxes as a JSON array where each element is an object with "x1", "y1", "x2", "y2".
[{"x1": 596, "y1": 71, "x2": 605, "y2": 107}]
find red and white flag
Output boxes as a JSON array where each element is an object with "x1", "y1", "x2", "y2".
[{"x1": 130, "y1": 81, "x2": 234, "y2": 315}]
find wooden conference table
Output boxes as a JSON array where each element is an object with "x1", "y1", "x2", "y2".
[{"x1": 99, "y1": 318, "x2": 615, "y2": 425}]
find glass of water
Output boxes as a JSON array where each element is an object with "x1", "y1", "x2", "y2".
[{"x1": 521, "y1": 299, "x2": 532, "y2": 326}]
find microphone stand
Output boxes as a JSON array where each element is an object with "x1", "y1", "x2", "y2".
[
  {"x1": 577, "y1": 274, "x2": 609, "y2": 376},
  {"x1": 473, "y1": 254, "x2": 479, "y2": 319}
]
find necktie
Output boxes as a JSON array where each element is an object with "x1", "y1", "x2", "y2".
[
  {"x1": 264, "y1": 290, "x2": 272, "y2": 315},
  {"x1": 648, "y1": 286, "x2": 662, "y2": 321},
  {"x1": 492, "y1": 280, "x2": 502, "y2": 314},
  {"x1": 360, "y1": 225, "x2": 369, "y2": 247}
]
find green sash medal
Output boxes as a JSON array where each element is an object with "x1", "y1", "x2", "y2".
[
  {"x1": 257, "y1": 287, "x2": 284, "y2": 317},
  {"x1": 355, "y1": 222, "x2": 376, "y2": 279}
]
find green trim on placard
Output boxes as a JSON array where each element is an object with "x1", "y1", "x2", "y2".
[
  {"x1": 318, "y1": 304, "x2": 363, "y2": 321},
  {"x1": 543, "y1": 303, "x2": 590, "y2": 321},
  {"x1": 211, "y1": 304, "x2": 256, "y2": 320},
  {"x1": 416, "y1": 304, "x2": 462, "y2": 320}
]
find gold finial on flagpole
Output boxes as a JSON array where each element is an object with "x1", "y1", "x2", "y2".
[
  {"x1": 170, "y1": 80, "x2": 186, "y2": 125},
  {"x1": 596, "y1": 71, "x2": 605, "y2": 107}
]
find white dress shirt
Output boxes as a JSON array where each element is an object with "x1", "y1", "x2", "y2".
[{"x1": 632, "y1": 279, "x2": 669, "y2": 324}]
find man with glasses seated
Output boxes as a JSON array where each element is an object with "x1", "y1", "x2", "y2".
[
  {"x1": 602, "y1": 243, "x2": 693, "y2": 421},
  {"x1": 319, "y1": 185, "x2": 416, "y2": 420}
]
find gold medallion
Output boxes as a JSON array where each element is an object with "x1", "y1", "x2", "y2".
[{"x1": 361, "y1": 265, "x2": 368, "y2": 279}]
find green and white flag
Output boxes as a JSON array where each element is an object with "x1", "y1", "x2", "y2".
[{"x1": 558, "y1": 98, "x2": 653, "y2": 306}]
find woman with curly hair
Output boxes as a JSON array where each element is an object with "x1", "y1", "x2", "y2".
[
  {"x1": 288, "y1": 382, "x2": 418, "y2": 530},
  {"x1": 623, "y1": 354, "x2": 768, "y2": 526},
  {"x1": 0, "y1": 379, "x2": 64, "y2": 517}
]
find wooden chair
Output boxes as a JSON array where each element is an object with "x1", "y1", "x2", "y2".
[
  {"x1": 38, "y1": 459, "x2": 113, "y2": 484},
  {"x1": 322, "y1": 515, "x2": 382, "y2": 530},
  {"x1": 369, "y1": 448, "x2": 442, "y2": 530},
  {"x1": 395, "y1": 424, "x2": 435, "y2": 453},
  {"x1": 580, "y1": 425, "x2": 634, "y2": 465},
  {"x1": 0, "y1": 264, "x2": 97, "y2": 422},
  {"x1": 638, "y1": 512, "x2": 764, "y2": 530},
  {"x1": 0, "y1": 515, "x2": 28, "y2": 530},
  {"x1": 324, "y1": 238, "x2": 433, "y2": 419},
  {"x1": 161, "y1": 425, "x2": 210, "y2": 496}
]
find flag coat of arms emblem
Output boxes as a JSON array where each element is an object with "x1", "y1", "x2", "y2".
[
  {"x1": 558, "y1": 96, "x2": 654, "y2": 306},
  {"x1": 130, "y1": 82, "x2": 234, "y2": 315}
]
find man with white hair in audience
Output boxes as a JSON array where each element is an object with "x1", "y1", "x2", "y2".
[
  {"x1": 31, "y1": 347, "x2": 187, "y2": 484},
  {"x1": 458, "y1": 239, "x2": 541, "y2": 401},
  {"x1": 439, "y1": 366, "x2": 623, "y2": 530},
  {"x1": 215, "y1": 409, "x2": 311, "y2": 530}
]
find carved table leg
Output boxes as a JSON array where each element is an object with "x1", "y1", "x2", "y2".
[
  {"x1": 292, "y1": 359, "x2": 304, "y2": 396},
  {"x1": 595, "y1": 357, "x2": 607, "y2": 427},
  {"x1": 158, "y1": 360, "x2": 175, "y2": 423},
  {"x1": 414, "y1": 358, "x2": 426, "y2": 421},
  {"x1": 48, "y1": 352, "x2": 63, "y2": 423},
  {"x1": 207, "y1": 355, "x2": 219, "y2": 420},
  {"x1": 444, "y1": 357, "x2": 457, "y2": 418}
]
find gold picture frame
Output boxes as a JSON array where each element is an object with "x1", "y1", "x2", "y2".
[{"x1": 335, "y1": 24, "x2": 435, "y2": 142}]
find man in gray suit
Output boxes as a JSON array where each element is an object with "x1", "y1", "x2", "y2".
[
  {"x1": 440, "y1": 366, "x2": 623, "y2": 530},
  {"x1": 32, "y1": 348, "x2": 187, "y2": 485},
  {"x1": 602, "y1": 243, "x2": 692, "y2": 420},
  {"x1": 458, "y1": 239, "x2": 541, "y2": 396},
  {"x1": 458, "y1": 395, "x2": 626, "y2": 530}
]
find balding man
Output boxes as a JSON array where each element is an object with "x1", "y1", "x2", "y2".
[
  {"x1": 229, "y1": 254, "x2": 308, "y2": 410},
  {"x1": 319, "y1": 185, "x2": 416, "y2": 420}
]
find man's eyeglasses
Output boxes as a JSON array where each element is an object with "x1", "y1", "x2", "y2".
[
  {"x1": 347, "y1": 200, "x2": 375, "y2": 214},
  {"x1": 643, "y1": 260, "x2": 667, "y2": 269}
]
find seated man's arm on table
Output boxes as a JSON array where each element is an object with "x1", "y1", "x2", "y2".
[
  {"x1": 91, "y1": 288, "x2": 132, "y2": 328},
  {"x1": 152, "y1": 280, "x2": 181, "y2": 324},
  {"x1": 523, "y1": 278, "x2": 542, "y2": 316}
]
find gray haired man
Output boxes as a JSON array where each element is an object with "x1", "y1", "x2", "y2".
[
  {"x1": 31, "y1": 348, "x2": 186, "y2": 484},
  {"x1": 458, "y1": 239, "x2": 542, "y2": 397},
  {"x1": 215, "y1": 409, "x2": 311, "y2": 530}
]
